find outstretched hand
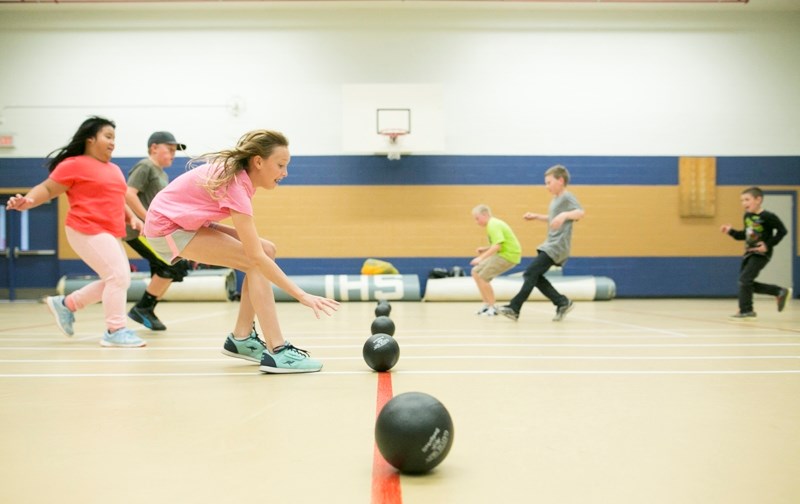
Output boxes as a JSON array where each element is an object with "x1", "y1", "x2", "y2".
[
  {"x1": 299, "y1": 293, "x2": 340, "y2": 319},
  {"x1": 5, "y1": 194, "x2": 34, "y2": 211}
]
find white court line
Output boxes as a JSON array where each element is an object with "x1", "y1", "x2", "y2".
[
  {"x1": 561, "y1": 314, "x2": 692, "y2": 338},
  {"x1": 2, "y1": 343, "x2": 800, "y2": 351},
  {"x1": 391, "y1": 369, "x2": 800, "y2": 376},
  {"x1": 2, "y1": 355, "x2": 798, "y2": 364},
  {"x1": 0, "y1": 369, "x2": 799, "y2": 378},
  {"x1": 8, "y1": 333, "x2": 800, "y2": 343},
  {"x1": 4, "y1": 328, "x2": 798, "y2": 340}
]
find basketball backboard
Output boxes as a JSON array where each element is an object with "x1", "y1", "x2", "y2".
[{"x1": 342, "y1": 84, "x2": 445, "y2": 157}]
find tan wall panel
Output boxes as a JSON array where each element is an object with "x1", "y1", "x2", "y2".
[{"x1": 56, "y1": 185, "x2": 800, "y2": 260}]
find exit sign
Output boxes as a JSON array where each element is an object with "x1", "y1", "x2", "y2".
[{"x1": 0, "y1": 134, "x2": 14, "y2": 148}]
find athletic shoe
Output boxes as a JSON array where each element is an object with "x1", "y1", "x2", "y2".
[
  {"x1": 101, "y1": 328, "x2": 146, "y2": 348},
  {"x1": 476, "y1": 305, "x2": 497, "y2": 316},
  {"x1": 221, "y1": 328, "x2": 267, "y2": 363},
  {"x1": 777, "y1": 288, "x2": 790, "y2": 312},
  {"x1": 729, "y1": 311, "x2": 757, "y2": 321},
  {"x1": 45, "y1": 295, "x2": 75, "y2": 337},
  {"x1": 498, "y1": 305, "x2": 519, "y2": 321},
  {"x1": 128, "y1": 306, "x2": 167, "y2": 331},
  {"x1": 259, "y1": 341, "x2": 322, "y2": 374},
  {"x1": 553, "y1": 300, "x2": 574, "y2": 322}
]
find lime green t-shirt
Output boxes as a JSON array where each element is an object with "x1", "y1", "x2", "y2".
[{"x1": 486, "y1": 217, "x2": 522, "y2": 264}]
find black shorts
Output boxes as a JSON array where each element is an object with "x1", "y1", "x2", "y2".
[{"x1": 125, "y1": 236, "x2": 190, "y2": 282}]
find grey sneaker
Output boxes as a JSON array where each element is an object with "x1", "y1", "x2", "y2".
[
  {"x1": 45, "y1": 295, "x2": 75, "y2": 336},
  {"x1": 101, "y1": 328, "x2": 146, "y2": 348},
  {"x1": 729, "y1": 311, "x2": 757, "y2": 321},
  {"x1": 221, "y1": 327, "x2": 267, "y2": 363},
  {"x1": 498, "y1": 305, "x2": 519, "y2": 321},
  {"x1": 777, "y1": 288, "x2": 790, "y2": 312},
  {"x1": 553, "y1": 300, "x2": 574, "y2": 322},
  {"x1": 260, "y1": 341, "x2": 322, "y2": 374}
]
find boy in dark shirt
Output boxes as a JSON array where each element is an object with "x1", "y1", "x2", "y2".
[
  {"x1": 721, "y1": 186, "x2": 790, "y2": 320},
  {"x1": 124, "y1": 131, "x2": 188, "y2": 330}
]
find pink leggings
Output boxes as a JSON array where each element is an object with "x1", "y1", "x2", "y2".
[{"x1": 65, "y1": 227, "x2": 131, "y2": 330}]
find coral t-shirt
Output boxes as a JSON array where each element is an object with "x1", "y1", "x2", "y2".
[
  {"x1": 49, "y1": 155, "x2": 127, "y2": 237},
  {"x1": 144, "y1": 163, "x2": 255, "y2": 237}
]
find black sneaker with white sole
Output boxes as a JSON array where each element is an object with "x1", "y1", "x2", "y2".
[
  {"x1": 498, "y1": 305, "x2": 519, "y2": 321},
  {"x1": 553, "y1": 300, "x2": 574, "y2": 322}
]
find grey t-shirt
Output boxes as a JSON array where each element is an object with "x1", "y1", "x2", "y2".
[
  {"x1": 538, "y1": 191, "x2": 582, "y2": 266},
  {"x1": 124, "y1": 158, "x2": 169, "y2": 241}
]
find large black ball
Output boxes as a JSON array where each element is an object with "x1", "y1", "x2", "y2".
[
  {"x1": 375, "y1": 392, "x2": 454, "y2": 474},
  {"x1": 375, "y1": 302, "x2": 392, "y2": 317},
  {"x1": 362, "y1": 333, "x2": 400, "y2": 372},
  {"x1": 371, "y1": 316, "x2": 395, "y2": 336}
]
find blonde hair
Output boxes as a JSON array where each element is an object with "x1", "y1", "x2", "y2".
[
  {"x1": 191, "y1": 129, "x2": 288, "y2": 199},
  {"x1": 545, "y1": 164, "x2": 570, "y2": 185},
  {"x1": 472, "y1": 204, "x2": 492, "y2": 216}
]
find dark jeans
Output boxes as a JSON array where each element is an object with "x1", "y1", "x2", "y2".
[
  {"x1": 738, "y1": 254, "x2": 782, "y2": 312},
  {"x1": 507, "y1": 250, "x2": 569, "y2": 313}
]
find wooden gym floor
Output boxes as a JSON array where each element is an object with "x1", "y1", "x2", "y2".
[{"x1": 0, "y1": 298, "x2": 798, "y2": 504}]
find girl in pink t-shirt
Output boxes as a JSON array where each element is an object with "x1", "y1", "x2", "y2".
[
  {"x1": 145, "y1": 129, "x2": 338, "y2": 374},
  {"x1": 5, "y1": 116, "x2": 145, "y2": 348}
]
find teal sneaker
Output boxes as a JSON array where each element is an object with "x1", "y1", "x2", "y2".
[
  {"x1": 260, "y1": 342, "x2": 322, "y2": 374},
  {"x1": 101, "y1": 328, "x2": 146, "y2": 348},
  {"x1": 221, "y1": 327, "x2": 267, "y2": 363},
  {"x1": 45, "y1": 295, "x2": 75, "y2": 336}
]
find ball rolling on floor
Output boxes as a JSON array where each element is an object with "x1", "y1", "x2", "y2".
[
  {"x1": 363, "y1": 333, "x2": 400, "y2": 372},
  {"x1": 371, "y1": 316, "x2": 395, "y2": 336},
  {"x1": 375, "y1": 391, "x2": 454, "y2": 474}
]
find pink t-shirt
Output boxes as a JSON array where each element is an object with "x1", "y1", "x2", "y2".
[
  {"x1": 49, "y1": 155, "x2": 127, "y2": 237},
  {"x1": 144, "y1": 163, "x2": 255, "y2": 237}
]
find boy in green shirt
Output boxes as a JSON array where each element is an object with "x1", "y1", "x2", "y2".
[{"x1": 471, "y1": 204, "x2": 522, "y2": 316}]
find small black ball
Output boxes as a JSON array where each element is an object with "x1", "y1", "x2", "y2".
[
  {"x1": 375, "y1": 303, "x2": 392, "y2": 317},
  {"x1": 371, "y1": 316, "x2": 395, "y2": 336},
  {"x1": 362, "y1": 333, "x2": 400, "y2": 372}
]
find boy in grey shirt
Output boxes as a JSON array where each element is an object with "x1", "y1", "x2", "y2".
[
  {"x1": 124, "y1": 131, "x2": 188, "y2": 330},
  {"x1": 499, "y1": 165, "x2": 584, "y2": 322}
]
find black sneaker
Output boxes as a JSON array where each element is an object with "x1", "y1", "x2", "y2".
[
  {"x1": 729, "y1": 311, "x2": 757, "y2": 321},
  {"x1": 497, "y1": 306, "x2": 519, "y2": 321},
  {"x1": 777, "y1": 288, "x2": 790, "y2": 313},
  {"x1": 128, "y1": 306, "x2": 167, "y2": 331},
  {"x1": 553, "y1": 300, "x2": 574, "y2": 322}
]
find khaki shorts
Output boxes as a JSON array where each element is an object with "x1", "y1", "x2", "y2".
[
  {"x1": 145, "y1": 229, "x2": 197, "y2": 265},
  {"x1": 472, "y1": 255, "x2": 517, "y2": 282}
]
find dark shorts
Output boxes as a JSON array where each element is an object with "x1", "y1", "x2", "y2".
[{"x1": 125, "y1": 235, "x2": 190, "y2": 282}]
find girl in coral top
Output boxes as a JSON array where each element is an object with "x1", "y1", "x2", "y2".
[{"x1": 5, "y1": 116, "x2": 146, "y2": 347}]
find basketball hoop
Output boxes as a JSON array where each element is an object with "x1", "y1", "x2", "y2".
[{"x1": 378, "y1": 128, "x2": 409, "y2": 144}]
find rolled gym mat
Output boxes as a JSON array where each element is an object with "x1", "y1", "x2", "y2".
[
  {"x1": 57, "y1": 269, "x2": 237, "y2": 302},
  {"x1": 423, "y1": 274, "x2": 616, "y2": 301}
]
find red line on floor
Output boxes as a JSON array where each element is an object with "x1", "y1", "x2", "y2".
[{"x1": 371, "y1": 372, "x2": 402, "y2": 504}]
